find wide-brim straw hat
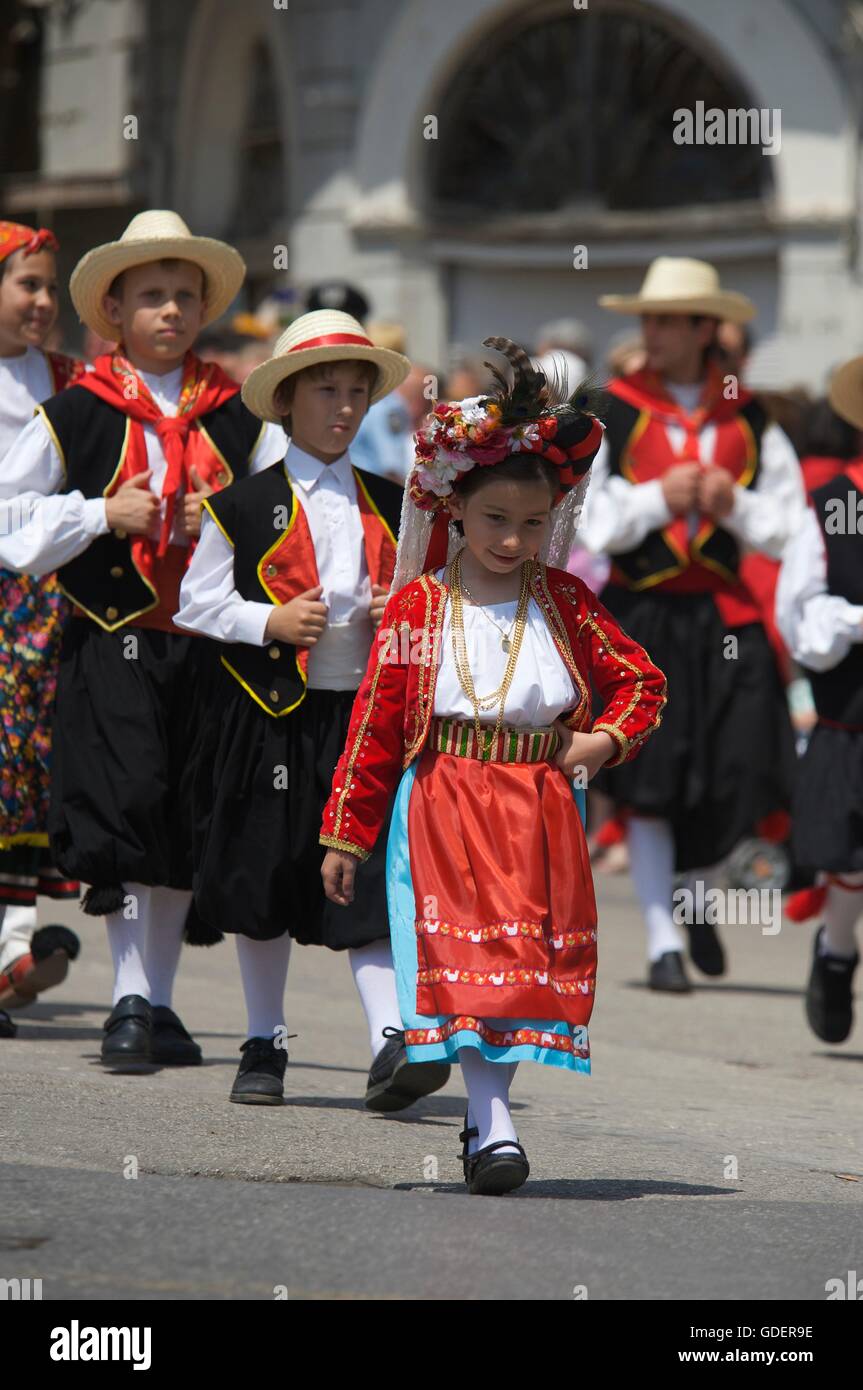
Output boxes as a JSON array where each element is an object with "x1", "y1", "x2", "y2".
[
  {"x1": 829, "y1": 355, "x2": 863, "y2": 431},
  {"x1": 241, "y1": 310, "x2": 411, "y2": 423},
  {"x1": 599, "y1": 256, "x2": 756, "y2": 325},
  {"x1": 70, "y1": 210, "x2": 246, "y2": 341}
]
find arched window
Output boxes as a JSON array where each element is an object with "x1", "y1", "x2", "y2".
[
  {"x1": 429, "y1": 1, "x2": 771, "y2": 218},
  {"x1": 227, "y1": 39, "x2": 285, "y2": 241}
]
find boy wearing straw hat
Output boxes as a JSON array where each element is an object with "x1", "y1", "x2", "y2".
[
  {"x1": 581, "y1": 256, "x2": 805, "y2": 991},
  {"x1": 0, "y1": 210, "x2": 287, "y2": 1069},
  {"x1": 175, "y1": 310, "x2": 451, "y2": 1109},
  {"x1": 776, "y1": 355, "x2": 863, "y2": 1044}
]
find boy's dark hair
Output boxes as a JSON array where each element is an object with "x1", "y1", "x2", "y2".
[
  {"x1": 273, "y1": 358, "x2": 379, "y2": 422},
  {"x1": 450, "y1": 453, "x2": 560, "y2": 535},
  {"x1": 106, "y1": 258, "x2": 207, "y2": 302}
]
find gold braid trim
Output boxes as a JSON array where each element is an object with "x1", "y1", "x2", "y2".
[
  {"x1": 578, "y1": 612, "x2": 665, "y2": 765},
  {"x1": 319, "y1": 835, "x2": 370, "y2": 862},
  {"x1": 330, "y1": 634, "x2": 389, "y2": 840},
  {"x1": 533, "y1": 565, "x2": 591, "y2": 723}
]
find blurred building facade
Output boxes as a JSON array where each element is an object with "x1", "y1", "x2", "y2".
[{"x1": 3, "y1": 0, "x2": 863, "y2": 386}]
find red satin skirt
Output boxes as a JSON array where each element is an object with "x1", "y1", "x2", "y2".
[{"x1": 407, "y1": 747, "x2": 597, "y2": 1026}]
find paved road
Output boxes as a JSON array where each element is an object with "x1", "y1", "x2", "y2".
[{"x1": 2, "y1": 875, "x2": 862, "y2": 1300}]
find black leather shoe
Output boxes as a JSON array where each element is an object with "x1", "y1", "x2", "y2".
[
  {"x1": 465, "y1": 1139, "x2": 530, "y2": 1196},
  {"x1": 685, "y1": 920, "x2": 726, "y2": 976},
  {"x1": 806, "y1": 927, "x2": 858, "y2": 1043},
  {"x1": 101, "y1": 994, "x2": 153, "y2": 1070},
  {"x1": 150, "y1": 1006, "x2": 202, "y2": 1065},
  {"x1": 229, "y1": 1036, "x2": 287, "y2": 1105},
  {"x1": 0, "y1": 1009, "x2": 17, "y2": 1038},
  {"x1": 648, "y1": 951, "x2": 692, "y2": 993},
  {"x1": 365, "y1": 1027, "x2": 451, "y2": 1112}
]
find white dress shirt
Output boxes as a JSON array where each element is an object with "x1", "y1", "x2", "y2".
[
  {"x1": 580, "y1": 379, "x2": 805, "y2": 561},
  {"x1": 776, "y1": 507, "x2": 863, "y2": 671},
  {"x1": 0, "y1": 364, "x2": 287, "y2": 574},
  {"x1": 433, "y1": 571, "x2": 577, "y2": 725},
  {"x1": 176, "y1": 441, "x2": 375, "y2": 690}
]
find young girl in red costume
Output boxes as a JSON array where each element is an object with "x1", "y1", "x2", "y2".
[
  {"x1": 321, "y1": 340, "x2": 666, "y2": 1195},
  {"x1": 0, "y1": 222, "x2": 83, "y2": 1035}
]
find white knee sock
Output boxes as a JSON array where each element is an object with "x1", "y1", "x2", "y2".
[
  {"x1": 627, "y1": 816, "x2": 686, "y2": 962},
  {"x1": 0, "y1": 903, "x2": 38, "y2": 974},
  {"x1": 821, "y1": 874, "x2": 863, "y2": 959},
  {"x1": 235, "y1": 933, "x2": 292, "y2": 1041},
  {"x1": 106, "y1": 889, "x2": 150, "y2": 1005},
  {"x1": 459, "y1": 1045, "x2": 519, "y2": 1154},
  {"x1": 349, "y1": 937, "x2": 402, "y2": 1059},
  {"x1": 466, "y1": 1057, "x2": 519, "y2": 1151},
  {"x1": 143, "y1": 885, "x2": 191, "y2": 1009}
]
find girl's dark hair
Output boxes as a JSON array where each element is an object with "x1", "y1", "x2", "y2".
[
  {"x1": 450, "y1": 452, "x2": 560, "y2": 534},
  {"x1": 803, "y1": 396, "x2": 860, "y2": 460}
]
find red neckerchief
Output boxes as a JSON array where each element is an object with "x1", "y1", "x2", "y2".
[
  {"x1": 610, "y1": 362, "x2": 753, "y2": 464},
  {"x1": 77, "y1": 349, "x2": 238, "y2": 555}
]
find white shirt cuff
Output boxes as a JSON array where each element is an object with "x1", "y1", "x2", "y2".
[
  {"x1": 636, "y1": 479, "x2": 674, "y2": 530},
  {"x1": 234, "y1": 601, "x2": 276, "y2": 647},
  {"x1": 82, "y1": 497, "x2": 110, "y2": 536}
]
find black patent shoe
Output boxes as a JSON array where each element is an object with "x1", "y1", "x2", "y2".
[
  {"x1": 464, "y1": 1139, "x2": 530, "y2": 1196},
  {"x1": 101, "y1": 994, "x2": 153, "y2": 1071},
  {"x1": 229, "y1": 1036, "x2": 288, "y2": 1105},
  {"x1": 648, "y1": 951, "x2": 692, "y2": 993},
  {"x1": 150, "y1": 1006, "x2": 202, "y2": 1066},
  {"x1": 365, "y1": 1027, "x2": 451, "y2": 1112},
  {"x1": 458, "y1": 1108, "x2": 480, "y2": 1182},
  {"x1": 685, "y1": 920, "x2": 726, "y2": 976},
  {"x1": 806, "y1": 927, "x2": 858, "y2": 1044}
]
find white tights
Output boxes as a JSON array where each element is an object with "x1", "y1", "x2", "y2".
[
  {"x1": 105, "y1": 884, "x2": 190, "y2": 1007},
  {"x1": 460, "y1": 1045, "x2": 520, "y2": 1154}
]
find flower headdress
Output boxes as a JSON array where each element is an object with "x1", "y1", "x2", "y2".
[{"x1": 391, "y1": 337, "x2": 606, "y2": 591}]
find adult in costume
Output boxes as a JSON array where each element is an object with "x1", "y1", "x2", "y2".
[
  {"x1": 0, "y1": 221, "x2": 83, "y2": 1034},
  {"x1": 776, "y1": 355, "x2": 863, "y2": 1043},
  {"x1": 321, "y1": 341, "x2": 666, "y2": 1193},
  {"x1": 581, "y1": 257, "x2": 805, "y2": 990},
  {"x1": 0, "y1": 211, "x2": 287, "y2": 1066}
]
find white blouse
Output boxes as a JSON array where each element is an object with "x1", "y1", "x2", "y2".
[
  {"x1": 433, "y1": 570, "x2": 578, "y2": 726},
  {"x1": 0, "y1": 346, "x2": 53, "y2": 463}
]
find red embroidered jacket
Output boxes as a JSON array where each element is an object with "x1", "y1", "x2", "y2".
[{"x1": 320, "y1": 563, "x2": 667, "y2": 860}]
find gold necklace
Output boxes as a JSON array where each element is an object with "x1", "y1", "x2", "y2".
[
  {"x1": 457, "y1": 572, "x2": 519, "y2": 652},
  {"x1": 449, "y1": 548, "x2": 532, "y2": 758}
]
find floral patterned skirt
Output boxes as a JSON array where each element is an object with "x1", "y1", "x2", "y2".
[{"x1": 0, "y1": 568, "x2": 69, "y2": 848}]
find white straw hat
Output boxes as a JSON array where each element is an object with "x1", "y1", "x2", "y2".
[
  {"x1": 599, "y1": 257, "x2": 756, "y2": 325},
  {"x1": 69, "y1": 209, "x2": 246, "y2": 341},
  {"x1": 241, "y1": 310, "x2": 411, "y2": 423},
  {"x1": 829, "y1": 355, "x2": 863, "y2": 432}
]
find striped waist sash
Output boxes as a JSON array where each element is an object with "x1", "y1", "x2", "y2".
[{"x1": 428, "y1": 716, "x2": 560, "y2": 764}]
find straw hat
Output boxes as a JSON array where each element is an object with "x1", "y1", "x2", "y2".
[
  {"x1": 241, "y1": 310, "x2": 411, "y2": 423},
  {"x1": 829, "y1": 355, "x2": 863, "y2": 431},
  {"x1": 69, "y1": 210, "x2": 246, "y2": 341},
  {"x1": 599, "y1": 257, "x2": 756, "y2": 325}
]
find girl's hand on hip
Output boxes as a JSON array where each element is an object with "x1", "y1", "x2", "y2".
[{"x1": 553, "y1": 724, "x2": 615, "y2": 781}]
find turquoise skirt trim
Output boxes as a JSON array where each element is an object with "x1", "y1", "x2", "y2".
[{"x1": 386, "y1": 761, "x2": 591, "y2": 1074}]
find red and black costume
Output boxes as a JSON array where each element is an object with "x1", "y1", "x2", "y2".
[
  {"x1": 185, "y1": 459, "x2": 404, "y2": 946},
  {"x1": 585, "y1": 365, "x2": 801, "y2": 871}
]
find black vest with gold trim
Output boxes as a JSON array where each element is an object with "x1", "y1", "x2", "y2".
[
  {"x1": 603, "y1": 388, "x2": 767, "y2": 591},
  {"x1": 40, "y1": 385, "x2": 264, "y2": 630},
  {"x1": 204, "y1": 460, "x2": 401, "y2": 717},
  {"x1": 807, "y1": 476, "x2": 863, "y2": 725}
]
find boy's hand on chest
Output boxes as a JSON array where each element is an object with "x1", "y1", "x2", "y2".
[{"x1": 265, "y1": 585, "x2": 328, "y2": 646}]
